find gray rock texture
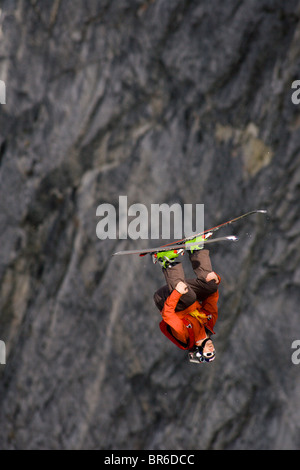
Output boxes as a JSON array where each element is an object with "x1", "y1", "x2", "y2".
[{"x1": 0, "y1": 0, "x2": 300, "y2": 450}]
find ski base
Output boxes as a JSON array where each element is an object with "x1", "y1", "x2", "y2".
[
  {"x1": 112, "y1": 236, "x2": 238, "y2": 256},
  {"x1": 111, "y1": 209, "x2": 267, "y2": 257}
]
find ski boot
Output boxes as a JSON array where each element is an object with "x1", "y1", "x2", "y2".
[
  {"x1": 185, "y1": 232, "x2": 213, "y2": 253},
  {"x1": 152, "y1": 248, "x2": 184, "y2": 268}
]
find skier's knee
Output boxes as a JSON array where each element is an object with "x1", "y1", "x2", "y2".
[
  {"x1": 153, "y1": 291, "x2": 164, "y2": 311},
  {"x1": 210, "y1": 281, "x2": 219, "y2": 293}
]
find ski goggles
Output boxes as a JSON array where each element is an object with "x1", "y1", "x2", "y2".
[{"x1": 203, "y1": 350, "x2": 215, "y2": 359}]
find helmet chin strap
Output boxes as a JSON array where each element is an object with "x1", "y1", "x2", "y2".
[{"x1": 197, "y1": 337, "x2": 211, "y2": 352}]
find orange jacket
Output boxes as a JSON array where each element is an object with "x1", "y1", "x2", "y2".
[{"x1": 159, "y1": 287, "x2": 219, "y2": 349}]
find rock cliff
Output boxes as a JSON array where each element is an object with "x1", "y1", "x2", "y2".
[{"x1": 0, "y1": 0, "x2": 300, "y2": 450}]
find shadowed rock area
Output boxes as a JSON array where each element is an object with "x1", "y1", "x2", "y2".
[{"x1": 0, "y1": 0, "x2": 300, "y2": 450}]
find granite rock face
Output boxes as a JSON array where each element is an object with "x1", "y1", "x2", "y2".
[{"x1": 0, "y1": 0, "x2": 300, "y2": 450}]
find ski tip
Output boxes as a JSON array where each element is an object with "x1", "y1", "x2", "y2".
[
  {"x1": 228, "y1": 236, "x2": 238, "y2": 241},
  {"x1": 257, "y1": 209, "x2": 267, "y2": 213}
]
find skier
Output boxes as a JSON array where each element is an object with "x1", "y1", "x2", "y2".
[
  {"x1": 153, "y1": 235, "x2": 220, "y2": 363},
  {"x1": 113, "y1": 210, "x2": 267, "y2": 362}
]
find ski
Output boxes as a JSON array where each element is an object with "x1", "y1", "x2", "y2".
[
  {"x1": 158, "y1": 209, "x2": 267, "y2": 249},
  {"x1": 136, "y1": 208, "x2": 266, "y2": 257},
  {"x1": 112, "y1": 235, "x2": 238, "y2": 256},
  {"x1": 112, "y1": 209, "x2": 267, "y2": 257}
]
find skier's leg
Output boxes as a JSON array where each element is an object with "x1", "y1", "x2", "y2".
[
  {"x1": 153, "y1": 285, "x2": 170, "y2": 311},
  {"x1": 189, "y1": 249, "x2": 213, "y2": 278},
  {"x1": 187, "y1": 249, "x2": 219, "y2": 300},
  {"x1": 154, "y1": 263, "x2": 197, "y2": 311}
]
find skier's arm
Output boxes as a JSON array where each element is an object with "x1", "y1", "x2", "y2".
[
  {"x1": 202, "y1": 290, "x2": 219, "y2": 327},
  {"x1": 161, "y1": 288, "x2": 188, "y2": 337}
]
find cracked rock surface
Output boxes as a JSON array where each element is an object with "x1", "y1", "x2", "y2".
[{"x1": 0, "y1": 0, "x2": 300, "y2": 450}]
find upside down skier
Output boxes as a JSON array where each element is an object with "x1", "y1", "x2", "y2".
[
  {"x1": 112, "y1": 210, "x2": 267, "y2": 362},
  {"x1": 153, "y1": 234, "x2": 220, "y2": 363}
]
